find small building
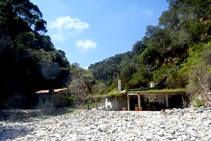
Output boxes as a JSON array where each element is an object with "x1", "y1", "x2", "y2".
[
  {"x1": 102, "y1": 88, "x2": 186, "y2": 111},
  {"x1": 32, "y1": 88, "x2": 68, "y2": 109},
  {"x1": 122, "y1": 87, "x2": 185, "y2": 111},
  {"x1": 87, "y1": 80, "x2": 186, "y2": 111}
]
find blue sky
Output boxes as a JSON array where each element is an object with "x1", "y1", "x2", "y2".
[{"x1": 30, "y1": 0, "x2": 169, "y2": 69}]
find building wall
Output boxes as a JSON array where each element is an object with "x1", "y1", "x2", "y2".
[
  {"x1": 158, "y1": 94, "x2": 165, "y2": 104},
  {"x1": 34, "y1": 89, "x2": 68, "y2": 109},
  {"x1": 37, "y1": 95, "x2": 52, "y2": 109},
  {"x1": 51, "y1": 89, "x2": 68, "y2": 108},
  {"x1": 116, "y1": 95, "x2": 127, "y2": 110},
  {"x1": 107, "y1": 95, "x2": 127, "y2": 111}
]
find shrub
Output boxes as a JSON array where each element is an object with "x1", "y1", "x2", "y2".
[
  {"x1": 182, "y1": 101, "x2": 188, "y2": 108},
  {"x1": 195, "y1": 99, "x2": 204, "y2": 108}
]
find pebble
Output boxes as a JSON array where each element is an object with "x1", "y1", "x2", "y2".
[{"x1": 0, "y1": 108, "x2": 211, "y2": 140}]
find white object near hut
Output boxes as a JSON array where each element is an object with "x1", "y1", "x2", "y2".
[
  {"x1": 150, "y1": 81, "x2": 154, "y2": 87},
  {"x1": 105, "y1": 98, "x2": 112, "y2": 109}
]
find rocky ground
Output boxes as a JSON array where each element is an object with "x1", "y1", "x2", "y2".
[{"x1": 1, "y1": 108, "x2": 211, "y2": 141}]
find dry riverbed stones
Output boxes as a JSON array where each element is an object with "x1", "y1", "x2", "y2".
[{"x1": 0, "y1": 108, "x2": 211, "y2": 141}]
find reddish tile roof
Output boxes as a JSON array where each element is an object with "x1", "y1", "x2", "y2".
[{"x1": 34, "y1": 89, "x2": 67, "y2": 94}]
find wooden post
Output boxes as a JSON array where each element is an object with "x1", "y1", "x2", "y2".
[
  {"x1": 127, "y1": 94, "x2": 130, "y2": 111},
  {"x1": 165, "y1": 94, "x2": 169, "y2": 108},
  {"x1": 140, "y1": 95, "x2": 141, "y2": 107},
  {"x1": 105, "y1": 98, "x2": 107, "y2": 109},
  {"x1": 181, "y1": 95, "x2": 185, "y2": 103},
  {"x1": 115, "y1": 96, "x2": 118, "y2": 110},
  {"x1": 138, "y1": 94, "x2": 141, "y2": 108}
]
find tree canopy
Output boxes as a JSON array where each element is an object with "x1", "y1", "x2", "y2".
[
  {"x1": 88, "y1": 0, "x2": 211, "y2": 105},
  {"x1": 0, "y1": 0, "x2": 70, "y2": 108}
]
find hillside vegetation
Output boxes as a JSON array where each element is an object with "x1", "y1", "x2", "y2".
[
  {"x1": 1, "y1": 0, "x2": 211, "y2": 108},
  {"x1": 88, "y1": 0, "x2": 211, "y2": 106}
]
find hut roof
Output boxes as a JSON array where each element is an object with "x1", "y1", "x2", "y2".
[
  {"x1": 34, "y1": 88, "x2": 68, "y2": 95},
  {"x1": 87, "y1": 87, "x2": 186, "y2": 100}
]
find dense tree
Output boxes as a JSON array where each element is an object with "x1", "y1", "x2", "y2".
[
  {"x1": 0, "y1": 0, "x2": 70, "y2": 108},
  {"x1": 92, "y1": 82, "x2": 106, "y2": 95}
]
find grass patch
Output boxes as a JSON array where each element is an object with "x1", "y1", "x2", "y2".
[
  {"x1": 86, "y1": 92, "x2": 123, "y2": 100},
  {"x1": 85, "y1": 100, "x2": 105, "y2": 108},
  {"x1": 64, "y1": 107, "x2": 76, "y2": 117}
]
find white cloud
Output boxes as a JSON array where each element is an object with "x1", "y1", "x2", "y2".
[
  {"x1": 130, "y1": 5, "x2": 138, "y2": 14},
  {"x1": 84, "y1": 67, "x2": 89, "y2": 70},
  {"x1": 130, "y1": 5, "x2": 153, "y2": 25},
  {"x1": 49, "y1": 16, "x2": 89, "y2": 42},
  {"x1": 50, "y1": 16, "x2": 89, "y2": 30},
  {"x1": 142, "y1": 8, "x2": 153, "y2": 17},
  {"x1": 76, "y1": 39, "x2": 97, "y2": 52}
]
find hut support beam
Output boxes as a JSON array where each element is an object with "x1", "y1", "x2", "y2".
[
  {"x1": 115, "y1": 96, "x2": 117, "y2": 110},
  {"x1": 138, "y1": 94, "x2": 141, "y2": 108},
  {"x1": 181, "y1": 95, "x2": 185, "y2": 103},
  {"x1": 127, "y1": 94, "x2": 130, "y2": 111},
  {"x1": 165, "y1": 94, "x2": 169, "y2": 108}
]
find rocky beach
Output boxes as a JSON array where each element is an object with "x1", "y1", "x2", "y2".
[{"x1": 1, "y1": 108, "x2": 211, "y2": 141}]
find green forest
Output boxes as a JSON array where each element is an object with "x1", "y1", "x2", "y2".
[{"x1": 1, "y1": 0, "x2": 211, "y2": 109}]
